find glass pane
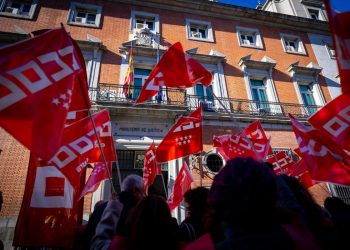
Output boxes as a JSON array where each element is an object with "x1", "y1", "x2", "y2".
[
  {"x1": 205, "y1": 85, "x2": 213, "y2": 102},
  {"x1": 199, "y1": 29, "x2": 206, "y2": 38},
  {"x1": 22, "y1": 4, "x2": 31, "y2": 13},
  {"x1": 146, "y1": 21, "x2": 154, "y2": 30},
  {"x1": 196, "y1": 84, "x2": 205, "y2": 102},
  {"x1": 258, "y1": 89, "x2": 267, "y2": 102},
  {"x1": 250, "y1": 79, "x2": 264, "y2": 87},
  {"x1": 87, "y1": 14, "x2": 96, "y2": 22},
  {"x1": 135, "y1": 68, "x2": 151, "y2": 76},
  {"x1": 77, "y1": 12, "x2": 86, "y2": 18},
  {"x1": 252, "y1": 88, "x2": 259, "y2": 101},
  {"x1": 133, "y1": 78, "x2": 142, "y2": 100}
]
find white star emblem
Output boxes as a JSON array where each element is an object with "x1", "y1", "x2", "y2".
[
  {"x1": 52, "y1": 98, "x2": 60, "y2": 105},
  {"x1": 60, "y1": 94, "x2": 67, "y2": 100},
  {"x1": 62, "y1": 102, "x2": 69, "y2": 109},
  {"x1": 67, "y1": 89, "x2": 72, "y2": 96}
]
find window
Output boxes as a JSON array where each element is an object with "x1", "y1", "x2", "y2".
[
  {"x1": 306, "y1": 7, "x2": 325, "y2": 21},
  {"x1": 68, "y1": 2, "x2": 102, "y2": 28},
  {"x1": 204, "y1": 151, "x2": 224, "y2": 174},
  {"x1": 131, "y1": 11, "x2": 159, "y2": 34},
  {"x1": 250, "y1": 79, "x2": 270, "y2": 113},
  {"x1": 326, "y1": 43, "x2": 336, "y2": 59},
  {"x1": 135, "y1": 15, "x2": 155, "y2": 31},
  {"x1": 237, "y1": 26, "x2": 263, "y2": 49},
  {"x1": 299, "y1": 84, "x2": 318, "y2": 115},
  {"x1": 0, "y1": 0, "x2": 38, "y2": 19},
  {"x1": 281, "y1": 34, "x2": 306, "y2": 55},
  {"x1": 186, "y1": 19, "x2": 214, "y2": 42},
  {"x1": 195, "y1": 83, "x2": 214, "y2": 111},
  {"x1": 132, "y1": 68, "x2": 151, "y2": 101}
]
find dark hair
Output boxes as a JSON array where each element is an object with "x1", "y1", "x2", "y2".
[
  {"x1": 126, "y1": 195, "x2": 179, "y2": 250},
  {"x1": 184, "y1": 187, "x2": 209, "y2": 216},
  {"x1": 208, "y1": 157, "x2": 278, "y2": 226}
]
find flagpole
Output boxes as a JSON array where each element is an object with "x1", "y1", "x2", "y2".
[
  {"x1": 87, "y1": 109, "x2": 116, "y2": 193},
  {"x1": 199, "y1": 151, "x2": 203, "y2": 186},
  {"x1": 207, "y1": 88, "x2": 264, "y2": 162}
]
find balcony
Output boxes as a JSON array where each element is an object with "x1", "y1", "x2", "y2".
[{"x1": 89, "y1": 84, "x2": 322, "y2": 119}]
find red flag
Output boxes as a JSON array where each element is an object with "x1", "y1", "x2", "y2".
[
  {"x1": 267, "y1": 151, "x2": 296, "y2": 175},
  {"x1": 0, "y1": 28, "x2": 90, "y2": 161},
  {"x1": 289, "y1": 114, "x2": 350, "y2": 186},
  {"x1": 156, "y1": 105, "x2": 202, "y2": 163},
  {"x1": 13, "y1": 154, "x2": 84, "y2": 248},
  {"x1": 143, "y1": 143, "x2": 157, "y2": 192},
  {"x1": 79, "y1": 162, "x2": 111, "y2": 200},
  {"x1": 325, "y1": 0, "x2": 350, "y2": 94},
  {"x1": 244, "y1": 120, "x2": 274, "y2": 156},
  {"x1": 135, "y1": 42, "x2": 212, "y2": 104},
  {"x1": 123, "y1": 48, "x2": 134, "y2": 98},
  {"x1": 214, "y1": 133, "x2": 270, "y2": 161},
  {"x1": 167, "y1": 162, "x2": 193, "y2": 211},
  {"x1": 308, "y1": 93, "x2": 350, "y2": 151},
  {"x1": 13, "y1": 109, "x2": 115, "y2": 247}
]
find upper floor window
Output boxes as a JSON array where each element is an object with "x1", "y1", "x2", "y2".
[
  {"x1": 131, "y1": 11, "x2": 159, "y2": 34},
  {"x1": 67, "y1": 2, "x2": 102, "y2": 28},
  {"x1": 186, "y1": 19, "x2": 214, "y2": 42},
  {"x1": 0, "y1": 0, "x2": 38, "y2": 19},
  {"x1": 298, "y1": 84, "x2": 318, "y2": 115},
  {"x1": 306, "y1": 7, "x2": 326, "y2": 21},
  {"x1": 326, "y1": 43, "x2": 336, "y2": 59},
  {"x1": 281, "y1": 34, "x2": 306, "y2": 55},
  {"x1": 237, "y1": 26, "x2": 263, "y2": 49}
]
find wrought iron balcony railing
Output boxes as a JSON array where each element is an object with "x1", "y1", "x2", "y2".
[{"x1": 89, "y1": 84, "x2": 322, "y2": 118}]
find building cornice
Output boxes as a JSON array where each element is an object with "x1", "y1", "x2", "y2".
[{"x1": 109, "y1": 0, "x2": 330, "y2": 35}]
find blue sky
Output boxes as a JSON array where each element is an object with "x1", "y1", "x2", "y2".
[{"x1": 216, "y1": 0, "x2": 350, "y2": 12}]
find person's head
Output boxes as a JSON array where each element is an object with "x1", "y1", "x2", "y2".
[
  {"x1": 208, "y1": 157, "x2": 278, "y2": 226},
  {"x1": 184, "y1": 187, "x2": 209, "y2": 217},
  {"x1": 324, "y1": 196, "x2": 350, "y2": 213},
  {"x1": 126, "y1": 195, "x2": 178, "y2": 250},
  {"x1": 121, "y1": 174, "x2": 145, "y2": 200}
]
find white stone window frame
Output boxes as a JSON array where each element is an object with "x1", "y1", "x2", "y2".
[
  {"x1": 241, "y1": 66, "x2": 281, "y2": 114},
  {"x1": 304, "y1": 5, "x2": 326, "y2": 21},
  {"x1": 280, "y1": 33, "x2": 306, "y2": 55},
  {"x1": 186, "y1": 19, "x2": 214, "y2": 43},
  {"x1": 236, "y1": 26, "x2": 263, "y2": 49},
  {"x1": 67, "y1": 2, "x2": 102, "y2": 28},
  {"x1": 131, "y1": 10, "x2": 160, "y2": 35},
  {"x1": 0, "y1": 0, "x2": 38, "y2": 19},
  {"x1": 186, "y1": 63, "x2": 229, "y2": 111},
  {"x1": 325, "y1": 43, "x2": 336, "y2": 60},
  {"x1": 292, "y1": 75, "x2": 326, "y2": 114}
]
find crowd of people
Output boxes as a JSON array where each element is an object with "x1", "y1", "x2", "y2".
[{"x1": 75, "y1": 157, "x2": 350, "y2": 250}]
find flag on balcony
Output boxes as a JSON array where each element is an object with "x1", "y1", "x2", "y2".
[
  {"x1": 325, "y1": 0, "x2": 350, "y2": 94},
  {"x1": 308, "y1": 93, "x2": 350, "y2": 152},
  {"x1": 156, "y1": 105, "x2": 202, "y2": 163},
  {"x1": 123, "y1": 48, "x2": 134, "y2": 98},
  {"x1": 0, "y1": 27, "x2": 91, "y2": 161},
  {"x1": 289, "y1": 114, "x2": 350, "y2": 186},
  {"x1": 135, "y1": 42, "x2": 212, "y2": 104},
  {"x1": 167, "y1": 162, "x2": 193, "y2": 211},
  {"x1": 143, "y1": 142, "x2": 158, "y2": 192}
]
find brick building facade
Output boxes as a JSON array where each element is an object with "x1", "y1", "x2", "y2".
[{"x1": 0, "y1": 0, "x2": 344, "y2": 248}]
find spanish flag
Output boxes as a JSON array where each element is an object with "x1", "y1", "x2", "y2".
[{"x1": 123, "y1": 48, "x2": 134, "y2": 97}]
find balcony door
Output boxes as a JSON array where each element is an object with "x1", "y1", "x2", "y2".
[
  {"x1": 195, "y1": 83, "x2": 214, "y2": 110},
  {"x1": 299, "y1": 84, "x2": 317, "y2": 115},
  {"x1": 250, "y1": 79, "x2": 269, "y2": 112}
]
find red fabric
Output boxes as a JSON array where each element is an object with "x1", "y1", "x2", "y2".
[
  {"x1": 167, "y1": 162, "x2": 193, "y2": 211},
  {"x1": 267, "y1": 151, "x2": 296, "y2": 175},
  {"x1": 156, "y1": 105, "x2": 202, "y2": 163},
  {"x1": 244, "y1": 120, "x2": 273, "y2": 156},
  {"x1": 122, "y1": 48, "x2": 134, "y2": 97},
  {"x1": 0, "y1": 28, "x2": 90, "y2": 161},
  {"x1": 143, "y1": 142, "x2": 157, "y2": 192},
  {"x1": 308, "y1": 93, "x2": 350, "y2": 151},
  {"x1": 289, "y1": 114, "x2": 350, "y2": 186},
  {"x1": 14, "y1": 109, "x2": 115, "y2": 247},
  {"x1": 182, "y1": 233, "x2": 215, "y2": 250},
  {"x1": 79, "y1": 162, "x2": 111, "y2": 200},
  {"x1": 214, "y1": 133, "x2": 270, "y2": 161},
  {"x1": 13, "y1": 153, "x2": 83, "y2": 248},
  {"x1": 325, "y1": 0, "x2": 350, "y2": 94},
  {"x1": 135, "y1": 42, "x2": 212, "y2": 103}
]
